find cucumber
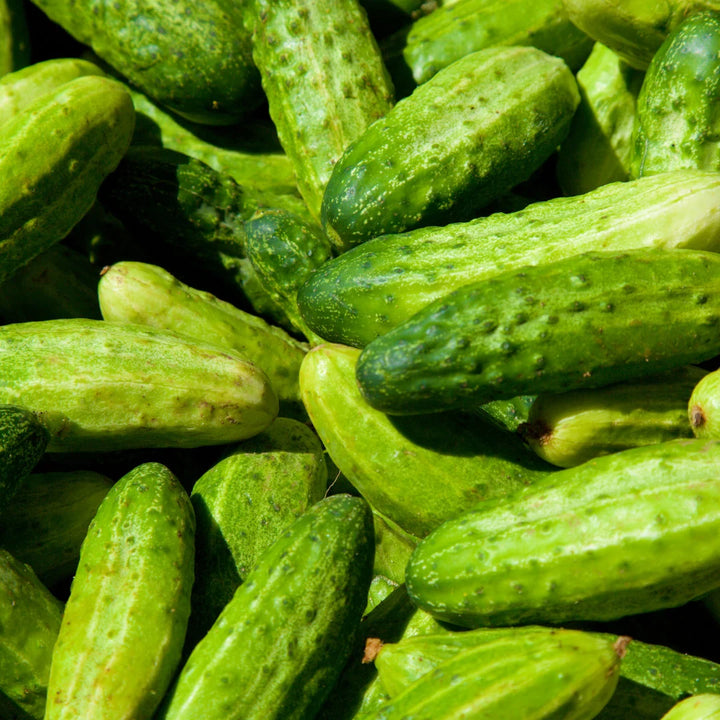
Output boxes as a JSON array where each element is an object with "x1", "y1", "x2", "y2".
[
  {"x1": 0, "y1": 0, "x2": 28, "y2": 77},
  {"x1": 372, "y1": 510, "x2": 419, "y2": 584},
  {"x1": 98, "y1": 260, "x2": 308, "y2": 408},
  {"x1": 631, "y1": 10, "x2": 720, "y2": 177},
  {"x1": 44, "y1": 462, "x2": 195, "y2": 720},
  {"x1": 247, "y1": 0, "x2": 394, "y2": 219},
  {"x1": 186, "y1": 417, "x2": 327, "y2": 649},
  {"x1": 518, "y1": 366, "x2": 705, "y2": 468},
  {"x1": 355, "y1": 248, "x2": 720, "y2": 415},
  {"x1": 299, "y1": 170, "x2": 720, "y2": 348},
  {"x1": 0, "y1": 318, "x2": 278, "y2": 452},
  {"x1": 661, "y1": 695, "x2": 720, "y2": 719},
  {"x1": 689, "y1": 367, "x2": 720, "y2": 437},
  {"x1": 0, "y1": 74, "x2": 134, "y2": 286},
  {"x1": 0, "y1": 470, "x2": 113, "y2": 588},
  {"x1": 299, "y1": 343, "x2": 553, "y2": 538},
  {"x1": 321, "y1": 45, "x2": 579, "y2": 250},
  {"x1": 0, "y1": 549, "x2": 63, "y2": 720},
  {"x1": 157, "y1": 494, "x2": 375, "y2": 720},
  {"x1": 27, "y1": 0, "x2": 260, "y2": 124},
  {"x1": 406, "y1": 437, "x2": 720, "y2": 628}
]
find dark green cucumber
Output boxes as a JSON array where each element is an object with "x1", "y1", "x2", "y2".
[
  {"x1": 321, "y1": 45, "x2": 579, "y2": 250},
  {"x1": 518, "y1": 366, "x2": 705, "y2": 468},
  {"x1": 631, "y1": 10, "x2": 720, "y2": 177},
  {"x1": 356, "y1": 248, "x2": 720, "y2": 415},
  {"x1": 406, "y1": 437, "x2": 720, "y2": 628},
  {"x1": 0, "y1": 74, "x2": 134, "y2": 286},
  {"x1": 0, "y1": 549, "x2": 63, "y2": 720},
  {"x1": 247, "y1": 0, "x2": 394, "y2": 219},
  {"x1": 300, "y1": 343, "x2": 553, "y2": 538},
  {"x1": 299, "y1": 170, "x2": 720, "y2": 348},
  {"x1": 27, "y1": 0, "x2": 260, "y2": 123},
  {"x1": 44, "y1": 463, "x2": 195, "y2": 720},
  {"x1": 0, "y1": 0, "x2": 29, "y2": 77},
  {"x1": 0, "y1": 405, "x2": 49, "y2": 513},
  {"x1": 157, "y1": 494, "x2": 375, "y2": 720},
  {"x1": 186, "y1": 417, "x2": 327, "y2": 649},
  {"x1": 0, "y1": 471, "x2": 112, "y2": 587},
  {"x1": 0, "y1": 318, "x2": 278, "y2": 452}
]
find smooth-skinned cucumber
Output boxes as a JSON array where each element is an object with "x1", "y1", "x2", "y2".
[
  {"x1": 406, "y1": 438, "x2": 720, "y2": 628},
  {"x1": 356, "y1": 248, "x2": 720, "y2": 415},
  {"x1": 661, "y1": 695, "x2": 720, "y2": 719}
]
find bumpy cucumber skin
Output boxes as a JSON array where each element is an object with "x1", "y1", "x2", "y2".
[
  {"x1": 299, "y1": 170, "x2": 720, "y2": 348},
  {"x1": 632, "y1": 11, "x2": 720, "y2": 178},
  {"x1": 321, "y1": 45, "x2": 579, "y2": 250},
  {"x1": 0, "y1": 318, "x2": 278, "y2": 452},
  {"x1": 519, "y1": 366, "x2": 705, "y2": 468},
  {"x1": 28, "y1": 0, "x2": 260, "y2": 123},
  {"x1": 0, "y1": 549, "x2": 63, "y2": 719},
  {"x1": 356, "y1": 248, "x2": 720, "y2": 415},
  {"x1": 248, "y1": 0, "x2": 394, "y2": 219},
  {"x1": 0, "y1": 75, "x2": 134, "y2": 286},
  {"x1": 98, "y1": 260, "x2": 307, "y2": 406},
  {"x1": 406, "y1": 438, "x2": 720, "y2": 628},
  {"x1": 661, "y1": 695, "x2": 720, "y2": 719},
  {"x1": 300, "y1": 344, "x2": 552, "y2": 538},
  {"x1": 0, "y1": 471, "x2": 112, "y2": 587},
  {"x1": 364, "y1": 627, "x2": 623, "y2": 720},
  {"x1": 45, "y1": 463, "x2": 194, "y2": 720},
  {"x1": 158, "y1": 494, "x2": 375, "y2": 720},
  {"x1": 186, "y1": 417, "x2": 327, "y2": 649}
]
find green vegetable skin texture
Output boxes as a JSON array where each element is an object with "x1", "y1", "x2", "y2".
[
  {"x1": 299, "y1": 343, "x2": 552, "y2": 538},
  {"x1": 406, "y1": 438, "x2": 720, "y2": 628},
  {"x1": 45, "y1": 463, "x2": 195, "y2": 720},
  {"x1": 158, "y1": 494, "x2": 374, "y2": 720},
  {"x1": 98, "y1": 260, "x2": 307, "y2": 406},
  {"x1": 248, "y1": 0, "x2": 394, "y2": 219},
  {"x1": 0, "y1": 0, "x2": 29, "y2": 77},
  {"x1": 0, "y1": 549, "x2": 63, "y2": 719},
  {"x1": 662, "y1": 695, "x2": 720, "y2": 719},
  {"x1": 689, "y1": 367, "x2": 720, "y2": 437},
  {"x1": 187, "y1": 417, "x2": 327, "y2": 647},
  {"x1": 632, "y1": 11, "x2": 720, "y2": 177},
  {"x1": 321, "y1": 45, "x2": 579, "y2": 250},
  {"x1": 299, "y1": 170, "x2": 720, "y2": 348},
  {"x1": 364, "y1": 627, "x2": 623, "y2": 720},
  {"x1": 0, "y1": 74, "x2": 134, "y2": 286},
  {"x1": 356, "y1": 248, "x2": 720, "y2": 415},
  {"x1": 0, "y1": 318, "x2": 278, "y2": 452},
  {"x1": 28, "y1": 0, "x2": 260, "y2": 123}
]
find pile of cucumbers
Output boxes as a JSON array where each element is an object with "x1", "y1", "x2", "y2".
[{"x1": 6, "y1": 0, "x2": 720, "y2": 718}]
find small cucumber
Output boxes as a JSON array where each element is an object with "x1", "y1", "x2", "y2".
[
  {"x1": 406, "y1": 438, "x2": 720, "y2": 627},
  {"x1": 356, "y1": 248, "x2": 720, "y2": 415},
  {"x1": 299, "y1": 343, "x2": 553, "y2": 538},
  {"x1": 44, "y1": 463, "x2": 195, "y2": 720},
  {"x1": 661, "y1": 695, "x2": 720, "y2": 719},
  {"x1": 157, "y1": 494, "x2": 374, "y2": 720},
  {"x1": 322, "y1": 45, "x2": 579, "y2": 250},
  {"x1": 688, "y1": 367, "x2": 720, "y2": 438}
]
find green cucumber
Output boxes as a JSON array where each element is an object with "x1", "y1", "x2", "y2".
[
  {"x1": 406, "y1": 437, "x2": 720, "y2": 628},
  {"x1": 477, "y1": 394, "x2": 536, "y2": 433},
  {"x1": 631, "y1": 10, "x2": 720, "y2": 177},
  {"x1": 662, "y1": 695, "x2": 720, "y2": 719},
  {"x1": 247, "y1": 0, "x2": 394, "y2": 219},
  {"x1": 157, "y1": 494, "x2": 374, "y2": 720},
  {"x1": 0, "y1": 74, "x2": 134, "y2": 286},
  {"x1": 356, "y1": 248, "x2": 720, "y2": 415},
  {"x1": 186, "y1": 417, "x2": 327, "y2": 649},
  {"x1": 300, "y1": 343, "x2": 553, "y2": 538},
  {"x1": 688, "y1": 367, "x2": 720, "y2": 437},
  {"x1": 365, "y1": 575, "x2": 399, "y2": 615},
  {"x1": 299, "y1": 170, "x2": 720, "y2": 348},
  {"x1": 321, "y1": 45, "x2": 579, "y2": 250},
  {"x1": 98, "y1": 260, "x2": 308, "y2": 408},
  {"x1": 0, "y1": 318, "x2": 278, "y2": 452},
  {"x1": 0, "y1": 0, "x2": 28, "y2": 77},
  {"x1": 27, "y1": 0, "x2": 260, "y2": 124},
  {"x1": 44, "y1": 462, "x2": 195, "y2": 720},
  {"x1": 0, "y1": 470, "x2": 112, "y2": 588},
  {"x1": 372, "y1": 510, "x2": 419, "y2": 584},
  {"x1": 518, "y1": 366, "x2": 705, "y2": 468},
  {"x1": 0, "y1": 549, "x2": 63, "y2": 720},
  {"x1": 556, "y1": 41, "x2": 644, "y2": 195}
]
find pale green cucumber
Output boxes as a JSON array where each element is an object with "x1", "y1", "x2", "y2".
[
  {"x1": 662, "y1": 695, "x2": 720, "y2": 719},
  {"x1": 299, "y1": 343, "x2": 553, "y2": 538},
  {"x1": 0, "y1": 549, "x2": 62, "y2": 720},
  {"x1": 44, "y1": 463, "x2": 195, "y2": 720},
  {"x1": 98, "y1": 260, "x2": 307, "y2": 407},
  {"x1": 0, "y1": 318, "x2": 278, "y2": 452}
]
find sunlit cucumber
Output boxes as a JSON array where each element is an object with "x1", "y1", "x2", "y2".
[{"x1": 661, "y1": 694, "x2": 720, "y2": 719}]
